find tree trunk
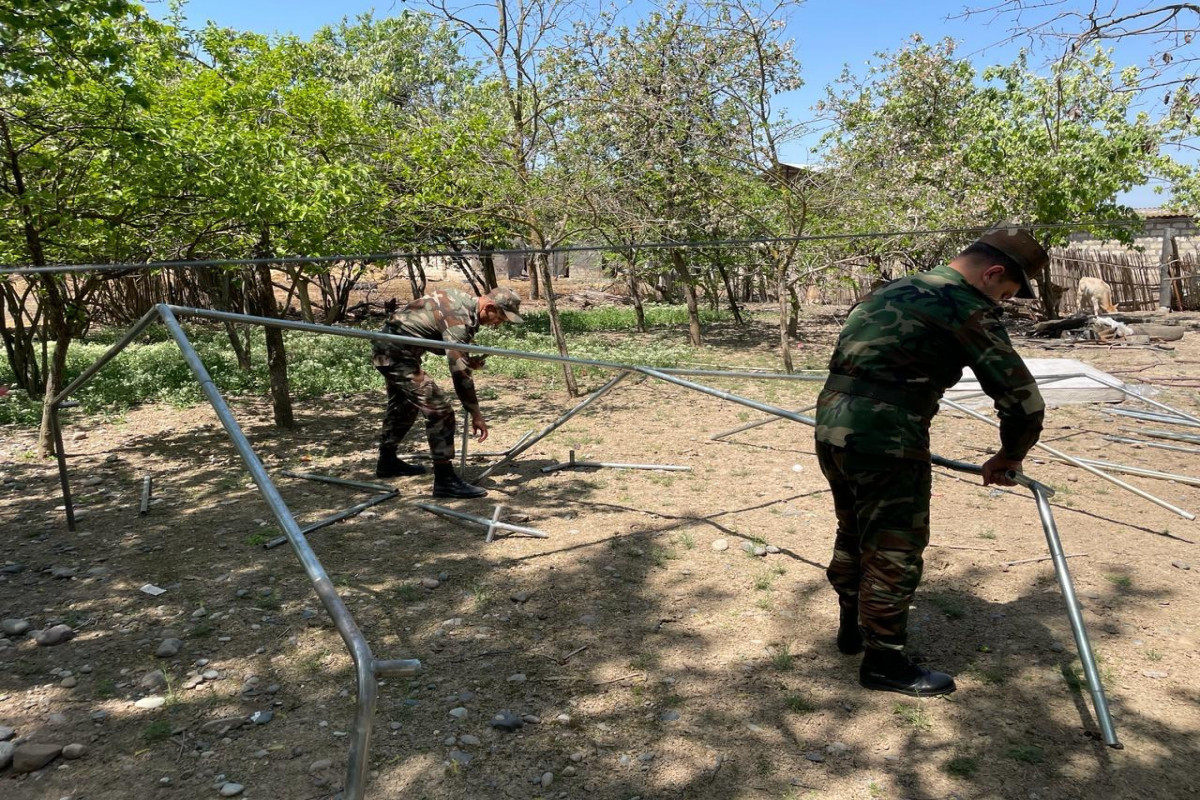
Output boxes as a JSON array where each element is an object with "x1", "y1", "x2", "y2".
[
  {"x1": 481, "y1": 247, "x2": 498, "y2": 290},
  {"x1": 251, "y1": 230, "x2": 293, "y2": 428},
  {"x1": 296, "y1": 273, "x2": 315, "y2": 323},
  {"x1": 1, "y1": 281, "x2": 44, "y2": 393},
  {"x1": 787, "y1": 283, "x2": 800, "y2": 339},
  {"x1": 778, "y1": 273, "x2": 794, "y2": 374},
  {"x1": 529, "y1": 256, "x2": 540, "y2": 300},
  {"x1": 627, "y1": 266, "x2": 647, "y2": 333},
  {"x1": 224, "y1": 320, "x2": 252, "y2": 371},
  {"x1": 716, "y1": 261, "x2": 744, "y2": 325},
  {"x1": 671, "y1": 251, "x2": 701, "y2": 346},
  {"x1": 37, "y1": 326, "x2": 70, "y2": 456},
  {"x1": 537, "y1": 252, "x2": 578, "y2": 396}
]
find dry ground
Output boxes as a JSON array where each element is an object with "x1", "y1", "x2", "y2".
[{"x1": 1, "y1": 306, "x2": 1199, "y2": 800}]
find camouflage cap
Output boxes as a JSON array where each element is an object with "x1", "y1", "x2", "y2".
[
  {"x1": 974, "y1": 228, "x2": 1049, "y2": 300},
  {"x1": 487, "y1": 287, "x2": 524, "y2": 323}
]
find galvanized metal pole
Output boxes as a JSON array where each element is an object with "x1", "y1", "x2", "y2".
[
  {"x1": 930, "y1": 456, "x2": 1119, "y2": 748},
  {"x1": 263, "y1": 491, "x2": 400, "y2": 550},
  {"x1": 475, "y1": 371, "x2": 632, "y2": 480},
  {"x1": 415, "y1": 502, "x2": 549, "y2": 538},
  {"x1": 51, "y1": 307, "x2": 160, "y2": 407},
  {"x1": 1102, "y1": 407, "x2": 1200, "y2": 428},
  {"x1": 939, "y1": 397, "x2": 1195, "y2": 521},
  {"x1": 281, "y1": 471, "x2": 395, "y2": 493},
  {"x1": 710, "y1": 403, "x2": 819, "y2": 441},
  {"x1": 156, "y1": 307, "x2": 397, "y2": 800},
  {"x1": 49, "y1": 405, "x2": 76, "y2": 531},
  {"x1": 139, "y1": 476, "x2": 153, "y2": 515},
  {"x1": 459, "y1": 411, "x2": 470, "y2": 474},
  {"x1": 1103, "y1": 435, "x2": 1200, "y2": 455}
]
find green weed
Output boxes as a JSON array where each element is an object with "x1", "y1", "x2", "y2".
[{"x1": 892, "y1": 702, "x2": 932, "y2": 731}]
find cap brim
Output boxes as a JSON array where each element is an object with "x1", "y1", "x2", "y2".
[
  {"x1": 503, "y1": 310, "x2": 524, "y2": 323},
  {"x1": 1015, "y1": 270, "x2": 1036, "y2": 300}
]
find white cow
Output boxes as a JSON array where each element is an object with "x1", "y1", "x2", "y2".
[{"x1": 1078, "y1": 277, "x2": 1117, "y2": 316}]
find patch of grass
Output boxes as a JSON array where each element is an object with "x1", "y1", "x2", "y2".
[
  {"x1": 677, "y1": 532, "x2": 695, "y2": 550},
  {"x1": 94, "y1": 678, "x2": 117, "y2": 699},
  {"x1": 1006, "y1": 743, "x2": 1044, "y2": 763},
  {"x1": 142, "y1": 719, "x2": 174, "y2": 742},
  {"x1": 396, "y1": 583, "x2": 423, "y2": 602},
  {"x1": 468, "y1": 580, "x2": 491, "y2": 611},
  {"x1": 784, "y1": 694, "x2": 815, "y2": 714},
  {"x1": 868, "y1": 782, "x2": 884, "y2": 798},
  {"x1": 254, "y1": 594, "x2": 282, "y2": 611},
  {"x1": 929, "y1": 594, "x2": 966, "y2": 619},
  {"x1": 770, "y1": 645, "x2": 794, "y2": 672},
  {"x1": 943, "y1": 754, "x2": 978, "y2": 778},
  {"x1": 978, "y1": 529, "x2": 997, "y2": 540},
  {"x1": 662, "y1": 693, "x2": 684, "y2": 708},
  {"x1": 755, "y1": 595, "x2": 774, "y2": 611},
  {"x1": 245, "y1": 530, "x2": 274, "y2": 546},
  {"x1": 1146, "y1": 649, "x2": 1164, "y2": 662},
  {"x1": 649, "y1": 545, "x2": 677, "y2": 567},
  {"x1": 753, "y1": 571, "x2": 776, "y2": 592},
  {"x1": 756, "y1": 752, "x2": 774, "y2": 776},
  {"x1": 1106, "y1": 574, "x2": 1132, "y2": 589},
  {"x1": 190, "y1": 621, "x2": 215, "y2": 638},
  {"x1": 629, "y1": 652, "x2": 659, "y2": 672},
  {"x1": 892, "y1": 702, "x2": 933, "y2": 731}
]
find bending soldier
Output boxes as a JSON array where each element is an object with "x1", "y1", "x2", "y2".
[
  {"x1": 372, "y1": 287, "x2": 524, "y2": 498},
  {"x1": 815, "y1": 228, "x2": 1048, "y2": 696}
]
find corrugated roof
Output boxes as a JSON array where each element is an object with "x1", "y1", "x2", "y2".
[{"x1": 1134, "y1": 207, "x2": 1194, "y2": 219}]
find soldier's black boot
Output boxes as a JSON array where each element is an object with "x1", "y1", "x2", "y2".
[
  {"x1": 837, "y1": 605, "x2": 863, "y2": 655},
  {"x1": 859, "y1": 648, "x2": 956, "y2": 697},
  {"x1": 376, "y1": 446, "x2": 427, "y2": 478},
  {"x1": 432, "y1": 462, "x2": 488, "y2": 499}
]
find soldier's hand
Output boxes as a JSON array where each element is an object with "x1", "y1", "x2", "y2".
[
  {"x1": 982, "y1": 453, "x2": 1022, "y2": 487},
  {"x1": 471, "y1": 412, "x2": 489, "y2": 443}
]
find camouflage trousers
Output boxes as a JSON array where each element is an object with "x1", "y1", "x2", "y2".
[
  {"x1": 374, "y1": 353, "x2": 456, "y2": 462},
  {"x1": 815, "y1": 441, "x2": 932, "y2": 652}
]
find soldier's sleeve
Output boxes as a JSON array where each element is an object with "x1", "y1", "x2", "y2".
[
  {"x1": 957, "y1": 309, "x2": 1045, "y2": 461},
  {"x1": 447, "y1": 350, "x2": 481, "y2": 415}
]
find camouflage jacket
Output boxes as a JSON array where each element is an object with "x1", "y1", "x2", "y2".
[
  {"x1": 374, "y1": 288, "x2": 483, "y2": 414},
  {"x1": 815, "y1": 265, "x2": 1045, "y2": 462}
]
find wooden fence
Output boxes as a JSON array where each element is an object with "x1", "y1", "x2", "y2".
[{"x1": 1048, "y1": 246, "x2": 1200, "y2": 312}]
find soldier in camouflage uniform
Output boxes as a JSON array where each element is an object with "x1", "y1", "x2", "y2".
[
  {"x1": 373, "y1": 287, "x2": 524, "y2": 499},
  {"x1": 815, "y1": 229, "x2": 1048, "y2": 696}
]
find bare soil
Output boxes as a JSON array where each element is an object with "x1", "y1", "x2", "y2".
[{"x1": 1, "y1": 305, "x2": 1199, "y2": 800}]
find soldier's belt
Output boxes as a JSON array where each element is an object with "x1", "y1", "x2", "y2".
[{"x1": 824, "y1": 373, "x2": 940, "y2": 417}]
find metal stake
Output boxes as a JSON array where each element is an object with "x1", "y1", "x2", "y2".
[
  {"x1": 1102, "y1": 407, "x2": 1200, "y2": 428},
  {"x1": 1123, "y1": 427, "x2": 1200, "y2": 445},
  {"x1": 415, "y1": 502, "x2": 549, "y2": 538},
  {"x1": 710, "y1": 402, "x2": 819, "y2": 441},
  {"x1": 263, "y1": 491, "x2": 399, "y2": 550},
  {"x1": 485, "y1": 504, "x2": 503, "y2": 544},
  {"x1": 139, "y1": 476, "x2": 153, "y2": 515},
  {"x1": 1103, "y1": 435, "x2": 1200, "y2": 455},
  {"x1": 459, "y1": 410, "x2": 470, "y2": 473},
  {"x1": 541, "y1": 449, "x2": 692, "y2": 474}
]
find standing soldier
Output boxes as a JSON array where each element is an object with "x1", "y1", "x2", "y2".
[
  {"x1": 815, "y1": 228, "x2": 1048, "y2": 696},
  {"x1": 372, "y1": 286, "x2": 524, "y2": 498}
]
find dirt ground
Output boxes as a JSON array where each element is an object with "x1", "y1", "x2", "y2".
[{"x1": 1, "y1": 306, "x2": 1199, "y2": 800}]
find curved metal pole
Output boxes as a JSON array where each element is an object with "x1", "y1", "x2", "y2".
[{"x1": 157, "y1": 307, "x2": 386, "y2": 798}]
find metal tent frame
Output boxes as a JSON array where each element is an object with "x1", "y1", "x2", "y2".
[{"x1": 46, "y1": 304, "x2": 1132, "y2": 798}]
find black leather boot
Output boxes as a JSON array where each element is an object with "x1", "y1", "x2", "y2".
[
  {"x1": 432, "y1": 462, "x2": 487, "y2": 499},
  {"x1": 376, "y1": 446, "x2": 426, "y2": 478},
  {"x1": 837, "y1": 605, "x2": 863, "y2": 655},
  {"x1": 859, "y1": 648, "x2": 956, "y2": 697}
]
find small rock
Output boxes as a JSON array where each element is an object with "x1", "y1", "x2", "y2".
[
  {"x1": 12, "y1": 743, "x2": 63, "y2": 773},
  {"x1": 135, "y1": 696, "x2": 166, "y2": 710},
  {"x1": 50, "y1": 567, "x2": 77, "y2": 579},
  {"x1": 562, "y1": 765, "x2": 577, "y2": 778},
  {"x1": 804, "y1": 751, "x2": 825, "y2": 763},
  {"x1": 490, "y1": 710, "x2": 523, "y2": 731},
  {"x1": 0, "y1": 726, "x2": 14, "y2": 741},
  {"x1": 637, "y1": 752, "x2": 655, "y2": 763},
  {"x1": 1172, "y1": 560, "x2": 1192, "y2": 570},
  {"x1": 1142, "y1": 670, "x2": 1169, "y2": 679},
  {"x1": 421, "y1": 578, "x2": 440, "y2": 589},
  {"x1": 249, "y1": 710, "x2": 273, "y2": 725},
  {"x1": 202, "y1": 669, "x2": 220, "y2": 681},
  {"x1": 36, "y1": 625, "x2": 74, "y2": 646},
  {"x1": 510, "y1": 591, "x2": 530, "y2": 603},
  {"x1": 62, "y1": 743, "x2": 87, "y2": 760},
  {"x1": 570, "y1": 751, "x2": 585, "y2": 763},
  {"x1": 506, "y1": 673, "x2": 526, "y2": 683},
  {"x1": 1, "y1": 618, "x2": 31, "y2": 637},
  {"x1": 60, "y1": 676, "x2": 78, "y2": 688},
  {"x1": 156, "y1": 638, "x2": 183, "y2": 658},
  {"x1": 1049, "y1": 642, "x2": 1065, "y2": 653},
  {"x1": 618, "y1": 754, "x2": 632, "y2": 767},
  {"x1": 659, "y1": 710, "x2": 680, "y2": 722},
  {"x1": 578, "y1": 615, "x2": 600, "y2": 627},
  {"x1": 765, "y1": 545, "x2": 781, "y2": 554},
  {"x1": 741, "y1": 541, "x2": 755, "y2": 553},
  {"x1": 448, "y1": 749, "x2": 472, "y2": 766},
  {"x1": 200, "y1": 717, "x2": 245, "y2": 735},
  {"x1": 449, "y1": 707, "x2": 468, "y2": 720},
  {"x1": 753, "y1": 545, "x2": 767, "y2": 557},
  {"x1": 140, "y1": 670, "x2": 168, "y2": 691},
  {"x1": 459, "y1": 734, "x2": 480, "y2": 746},
  {"x1": 825, "y1": 741, "x2": 850, "y2": 754},
  {"x1": 309, "y1": 759, "x2": 332, "y2": 772},
  {"x1": 0, "y1": 741, "x2": 12, "y2": 770},
  {"x1": 711, "y1": 539, "x2": 729, "y2": 552},
  {"x1": 218, "y1": 783, "x2": 244, "y2": 797},
  {"x1": 540, "y1": 771, "x2": 554, "y2": 788},
  {"x1": 555, "y1": 713, "x2": 571, "y2": 724},
  {"x1": 522, "y1": 714, "x2": 541, "y2": 725}
]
